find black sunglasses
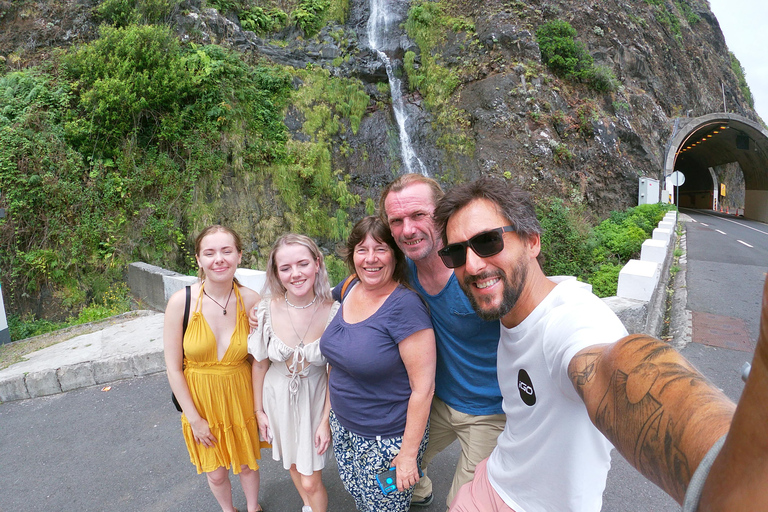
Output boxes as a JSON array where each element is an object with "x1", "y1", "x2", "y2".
[{"x1": 438, "y1": 226, "x2": 516, "y2": 268}]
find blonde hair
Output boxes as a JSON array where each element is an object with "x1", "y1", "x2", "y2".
[{"x1": 264, "y1": 234, "x2": 332, "y2": 301}]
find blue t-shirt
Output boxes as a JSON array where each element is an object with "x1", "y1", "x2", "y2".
[
  {"x1": 321, "y1": 282, "x2": 433, "y2": 438},
  {"x1": 407, "y1": 259, "x2": 503, "y2": 415}
]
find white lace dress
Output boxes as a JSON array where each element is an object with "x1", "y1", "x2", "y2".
[{"x1": 248, "y1": 298, "x2": 340, "y2": 475}]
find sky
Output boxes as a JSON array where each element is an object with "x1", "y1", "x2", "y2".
[{"x1": 707, "y1": 0, "x2": 768, "y2": 123}]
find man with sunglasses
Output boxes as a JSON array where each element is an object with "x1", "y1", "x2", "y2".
[
  {"x1": 433, "y1": 177, "x2": 750, "y2": 512},
  {"x1": 380, "y1": 174, "x2": 506, "y2": 510}
]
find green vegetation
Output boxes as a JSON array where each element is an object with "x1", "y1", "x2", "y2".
[
  {"x1": 261, "y1": 65, "x2": 364, "y2": 244},
  {"x1": 198, "y1": 0, "x2": 347, "y2": 37},
  {"x1": 0, "y1": 18, "x2": 369, "y2": 330},
  {"x1": 95, "y1": 0, "x2": 180, "y2": 27},
  {"x1": 538, "y1": 200, "x2": 674, "y2": 297},
  {"x1": 536, "y1": 20, "x2": 593, "y2": 80},
  {"x1": 675, "y1": 0, "x2": 701, "y2": 25},
  {"x1": 643, "y1": 0, "x2": 684, "y2": 41},
  {"x1": 535, "y1": 20, "x2": 619, "y2": 92},
  {"x1": 293, "y1": 0, "x2": 330, "y2": 37},
  {"x1": 239, "y1": 7, "x2": 288, "y2": 34},
  {"x1": 729, "y1": 52, "x2": 755, "y2": 109},
  {"x1": 404, "y1": 0, "x2": 475, "y2": 166},
  {"x1": 7, "y1": 282, "x2": 132, "y2": 341}
]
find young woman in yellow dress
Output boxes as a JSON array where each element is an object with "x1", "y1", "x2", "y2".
[{"x1": 164, "y1": 225, "x2": 265, "y2": 512}]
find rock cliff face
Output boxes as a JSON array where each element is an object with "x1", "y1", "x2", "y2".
[{"x1": 0, "y1": 0, "x2": 759, "y2": 220}]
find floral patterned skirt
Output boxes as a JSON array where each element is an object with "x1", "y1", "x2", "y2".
[{"x1": 329, "y1": 410, "x2": 429, "y2": 511}]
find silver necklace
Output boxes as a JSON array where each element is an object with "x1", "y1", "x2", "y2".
[
  {"x1": 204, "y1": 284, "x2": 233, "y2": 315},
  {"x1": 284, "y1": 291, "x2": 317, "y2": 309},
  {"x1": 286, "y1": 300, "x2": 319, "y2": 344}
]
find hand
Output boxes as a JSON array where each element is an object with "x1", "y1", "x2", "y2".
[
  {"x1": 248, "y1": 305, "x2": 260, "y2": 332},
  {"x1": 315, "y1": 421, "x2": 331, "y2": 455},
  {"x1": 190, "y1": 416, "x2": 217, "y2": 448},
  {"x1": 390, "y1": 453, "x2": 420, "y2": 491},
  {"x1": 256, "y1": 411, "x2": 271, "y2": 443}
]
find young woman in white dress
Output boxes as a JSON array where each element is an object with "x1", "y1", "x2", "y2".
[{"x1": 249, "y1": 234, "x2": 338, "y2": 512}]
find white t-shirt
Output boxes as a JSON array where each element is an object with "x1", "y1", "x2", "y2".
[{"x1": 487, "y1": 277, "x2": 628, "y2": 512}]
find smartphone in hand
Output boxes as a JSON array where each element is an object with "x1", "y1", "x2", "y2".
[{"x1": 376, "y1": 467, "x2": 397, "y2": 495}]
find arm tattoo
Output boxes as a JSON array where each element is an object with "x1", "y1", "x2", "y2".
[{"x1": 570, "y1": 335, "x2": 725, "y2": 502}]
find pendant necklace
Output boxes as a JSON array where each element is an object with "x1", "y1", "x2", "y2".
[
  {"x1": 284, "y1": 291, "x2": 317, "y2": 309},
  {"x1": 204, "y1": 284, "x2": 234, "y2": 315},
  {"x1": 286, "y1": 298, "x2": 319, "y2": 345}
]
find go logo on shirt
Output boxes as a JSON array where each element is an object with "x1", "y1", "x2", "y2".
[{"x1": 517, "y1": 369, "x2": 536, "y2": 406}]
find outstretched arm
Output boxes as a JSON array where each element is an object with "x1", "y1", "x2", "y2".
[
  {"x1": 699, "y1": 278, "x2": 768, "y2": 511},
  {"x1": 568, "y1": 334, "x2": 735, "y2": 504}
]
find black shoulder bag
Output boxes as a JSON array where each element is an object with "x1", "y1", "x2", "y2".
[{"x1": 171, "y1": 285, "x2": 191, "y2": 412}]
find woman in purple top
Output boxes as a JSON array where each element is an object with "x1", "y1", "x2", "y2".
[{"x1": 320, "y1": 216, "x2": 436, "y2": 511}]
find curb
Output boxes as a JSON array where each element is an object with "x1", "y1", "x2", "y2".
[
  {"x1": 668, "y1": 226, "x2": 693, "y2": 350},
  {"x1": 0, "y1": 350, "x2": 166, "y2": 402}
]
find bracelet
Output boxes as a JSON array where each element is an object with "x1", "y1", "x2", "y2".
[{"x1": 682, "y1": 434, "x2": 727, "y2": 512}]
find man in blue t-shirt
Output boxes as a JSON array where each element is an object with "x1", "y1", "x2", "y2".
[{"x1": 380, "y1": 174, "x2": 505, "y2": 509}]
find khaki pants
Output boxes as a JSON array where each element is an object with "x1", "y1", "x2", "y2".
[{"x1": 412, "y1": 397, "x2": 506, "y2": 510}]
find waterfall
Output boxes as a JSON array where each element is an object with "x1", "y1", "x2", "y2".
[{"x1": 367, "y1": 0, "x2": 428, "y2": 176}]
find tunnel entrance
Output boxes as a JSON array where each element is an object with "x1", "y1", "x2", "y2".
[{"x1": 664, "y1": 113, "x2": 768, "y2": 222}]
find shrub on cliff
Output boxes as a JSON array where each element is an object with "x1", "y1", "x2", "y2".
[
  {"x1": 536, "y1": 20, "x2": 593, "y2": 81},
  {"x1": 536, "y1": 19, "x2": 618, "y2": 93}
]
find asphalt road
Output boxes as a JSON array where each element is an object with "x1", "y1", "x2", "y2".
[
  {"x1": 1, "y1": 209, "x2": 765, "y2": 512},
  {"x1": 682, "y1": 208, "x2": 768, "y2": 339},
  {"x1": 0, "y1": 371, "x2": 460, "y2": 512}
]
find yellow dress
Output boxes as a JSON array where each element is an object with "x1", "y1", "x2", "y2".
[{"x1": 181, "y1": 283, "x2": 263, "y2": 474}]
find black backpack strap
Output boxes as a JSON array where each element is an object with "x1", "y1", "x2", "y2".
[
  {"x1": 182, "y1": 285, "x2": 191, "y2": 335},
  {"x1": 172, "y1": 285, "x2": 192, "y2": 413}
]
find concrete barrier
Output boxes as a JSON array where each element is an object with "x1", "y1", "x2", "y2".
[
  {"x1": 652, "y1": 227, "x2": 672, "y2": 243},
  {"x1": 640, "y1": 239, "x2": 668, "y2": 264},
  {"x1": 127, "y1": 262, "x2": 183, "y2": 312},
  {"x1": 235, "y1": 269, "x2": 268, "y2": 295},
  {"x1": 128, "y1": 262, "x2": 267, "y2": 312},
  {"x1": 617, "y1": 260, "x2": 661, "y2": 302},
  {"x1": 658, "y1": 220, "x2": 675, "y2": 233}
]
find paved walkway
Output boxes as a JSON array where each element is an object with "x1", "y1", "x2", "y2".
[{"x1": 0, "y1": 311, "x2": 165, "y2": 402}]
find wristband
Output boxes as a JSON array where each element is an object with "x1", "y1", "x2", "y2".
[{"x1": 682, "y1": 434, "x2": 727, "y2": 512}]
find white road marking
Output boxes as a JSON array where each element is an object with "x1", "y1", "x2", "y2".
[
  {"x1": 737, "y1": 240, "x2": 753, "y2": 248},
  {"x1": 693, "y1": 210, "x2": 768, "y2": 236}
]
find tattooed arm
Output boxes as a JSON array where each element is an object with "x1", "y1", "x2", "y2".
[
  {"x1": 698, "y1": 278, "x2": 768, "y2": 511},
  {"x1": 568, "y1": 335, "x2": 735, "y2": 504}
]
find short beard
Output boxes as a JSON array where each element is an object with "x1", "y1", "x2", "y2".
[
  {"x1": 460, "y1": 261, "x2": 528, "y2": 321},
  {"x1": 399, "y1": 236, "x2": 432, "y2": 262}
]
